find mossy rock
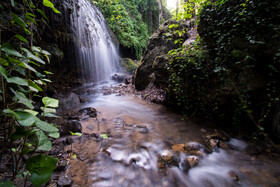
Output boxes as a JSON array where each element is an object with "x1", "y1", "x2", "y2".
[{"x1": 121, "y1": 58, "x2": 138, "y2": 74}]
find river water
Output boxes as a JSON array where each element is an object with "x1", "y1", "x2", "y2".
[{"x1": 68, "y1": 83, "x2": 280, "y2": 187}]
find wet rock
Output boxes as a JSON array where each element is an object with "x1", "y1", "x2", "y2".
[
  {"x1": 111, "y1": 73, "x2": 129, "y2": 83},
  {"x1": 61, "y1": 120, "x2": 82, "y2": 135},
  {"x1": 55, "y1": 159, "x2": 68, "y2": 172},
  {"x1": 181, "y1": 155, "x2": 199, "y2": 172},
  {"x1": 78, "y1": 107, "x2": 97, "y2": 118},
  {"x1": 229, "y1": 171, "x2": 240, "y2": 184},
  {"x1": 103, "y1": 90, "x2": 112, "y2": 95},
  {"x1": 46, "y1": 183, "x2": 57, "y2": 187},
  {"x1": 208, "y1": 139, "x2": 219, "y2": 149},
  {"x1": 161, "y1": 150, "x2": 174, "y2": 165},
  {"x1": 57, "y1": 175, "x2": 72, "y2": 186},
  {"x1": 66, "y1": 137, "x2": 73, "y2": 145},
  {"x1": 186, "y1": 156, "x2": 199, "y2": 167},
  {"x1": 218, "y1": 141, "x2": 229, "y2": 149},
  {"x1": 137, "y1": 125, "x2": 149, "y2": 134},
  {"x1": 184, "y1": 142, "x2": 203, "y2": 151},
  {"x1": 56, "y1": 92, "x2": 80, "y2": 113},
  {"x1": 172, "y1": 144, "x2": 185, "y2": 153},
  {"x1": 79, "y1": 96, "x2": 88, "y2": 103}
]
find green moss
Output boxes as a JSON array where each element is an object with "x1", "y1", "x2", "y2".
[{"x1": 121, "y1": 58, "x2": 138, "y2": 74}]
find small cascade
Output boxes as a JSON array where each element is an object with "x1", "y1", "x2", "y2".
[{"x1": 69, "y1": 0, "x2": 121, "y2": 83}]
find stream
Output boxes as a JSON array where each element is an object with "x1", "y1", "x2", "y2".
[{"x1": 66, "y1": 82, "x2": 280, "y2": 187}]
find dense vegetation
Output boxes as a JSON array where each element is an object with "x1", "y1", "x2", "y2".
[
  {"x1": 0, "y1": 0, "x2": 61, "y2": 186},
  {"x1": 93, "y1": 0, "x2": 171, "y2": 59},
  {"x1": 166, "y1": 0, "x2": 280, "y2": 139}
]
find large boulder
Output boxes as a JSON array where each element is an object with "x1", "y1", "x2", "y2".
[{"x1": 134, "y1": 20, "x2": 192, "y2": 91}]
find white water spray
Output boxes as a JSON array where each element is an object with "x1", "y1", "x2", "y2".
[{"x1": 70, "y1": 0, "x2": 121, "y2": 83}]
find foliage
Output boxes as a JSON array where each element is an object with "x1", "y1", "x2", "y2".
[
  {"x1": 0, "y1": 0, "x2": 60, "y2": 185},
  {"x1": 93, "y1": 0, "x2": 149, "y2": 59},
  {"x1": 166, "y1": 0, "x2": 280, "y2": 137}
]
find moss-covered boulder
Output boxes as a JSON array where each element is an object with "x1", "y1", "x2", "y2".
[{"x1": 121, "y1": 58, "x2": 138, "y2": 74}]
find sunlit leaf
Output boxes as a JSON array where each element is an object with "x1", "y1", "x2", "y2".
[
  {"x1": 69, "y1": 131, "x2": 82, "y2": 136},
  {"x1": 35, "y1": 120, "x2": 58, "y2": 132},
  {"x1": 43, "y1": 0, "x2": 61, "y2": 14},
  {"x1": 16, "y1": 111, "x2": 37, "y2": 126},
  {"x1": 21, "y1": 48, "x2": 46, "y2": 64},
  {"x1": 42, "y1": 97, "x2": 59, "y2": 108},
  {"x1": 8, "y1": 77, "x2": 28, "y2": 86}
]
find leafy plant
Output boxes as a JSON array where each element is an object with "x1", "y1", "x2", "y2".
[{"x1": 0, "y1": 0, "x2": 61, "y2": 186}]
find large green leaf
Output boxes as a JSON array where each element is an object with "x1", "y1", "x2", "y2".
[
  {"x1": 35, "y1": 120, "x2": 58, "y2": 132},
  {"x1": 16, "y1": 111, "x2": 37, "y2": 126},
  {"x1": 11, "y1": 89, "x2": 34, "y2": 109},
  {"x1": 30, "y1": 130, "x2": 52, "y2": 151},
  {"x1": 42, "y1": 97, "x2": 59, "y2": 108},
  {"x1": 7, "y1": 77, "x2": 28, "y2": 86},
  {"x1": 21, "y1": 48, "x2": 46, "y2": 64},
  {"x1": 26, "y1": 155, "x2": 57, "y2": 186},
  {"x1": 0, "y1": 181, "x2": 15, "y2": 187},
  {"x1": 0, "y1": 66, "x2": 8, "y2": 79},
  {"x1": 1, "y1": 43, "x2": 23, "y2": 57},
  {"x1": 43, "y1": 0, "x2": 61, "y2": 14}
]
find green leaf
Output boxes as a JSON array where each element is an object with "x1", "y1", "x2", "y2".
[
  {"x1": 11, "y1": 12, "x2": 27, "y2": 28},
  {"x1": 11, "y1": 0, "x2": 15, "y2": 7},
  {"x1": 20, "y1": 62, "x2": 37, "y2": 72},
  {"x1": 1, "y1": 43, "x2": 23, "y2": 57},
  {"x1": 44, "y1": 71, "x2": 53, "y2": 75},
  {"x1": 21, "y1": 48, "x2": 46, "y2": 64},
  {"x1": 0, "y1": 181, "x2": 15, "y2": 187},
  {"x1": 44, "y1": 113, "x2": 59, "y2": 118},
  {"x1": 42, "y1": 97, "x2": 59, "y2": 108},
  {"x1": 16, "y1": 111, "x2": 37, "y2": 126},
  {"x1": 2, "y1": 109, "x2": 19, "y2": 119},
  {"x1": 30, "y1": 130, "x2": 52, "y2": 151},
  {"x1": 48, "y1": 132, "x2": 60, "y2": 138},
  {"x1": 26, "y1": 155, "x2": 57, "y2": 186},
  {"x1": 7, "y1": 77, "x2": 28, "y2": 86},
  {"x1": 11, "y1": 126, "x2": 38, "y2": 141},
  {"x1": 41, "y1": 107, "x2": 56, "y2": 114},
  {"x1": 24, "y1": 109, "x2": 39, "y2": 116},
  {"x1": 0, "y1": 66, "x2": 8, "y2": 79},
  {"x1": 28, "y1": 80, "x2": 43, "y2": 92},
  {"x1": 35, "y1": 120, "x2": 58, "y2": 132},
  {"x1": 11, "y1": 89, "x2": 34, "y2": 109},
  {"x1": 14, "y1": 34, "x2": 28, "y2": 43},
  {"x1": 43, "y1": 0, "x2": 61, "y2": 14},
  {"x1": 70, "y1": 131, "x2": 82, "y2": 136},
  {"x1": 101, "y1": 134, "x2": 108, "y2": 139},
  {"x1": 37, "y1": 9, "x2": 48, "y2": 20}
]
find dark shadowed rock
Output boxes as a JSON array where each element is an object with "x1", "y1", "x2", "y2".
[{"x1": 60, "y1": 120, "x2": 82, "y2": 135}]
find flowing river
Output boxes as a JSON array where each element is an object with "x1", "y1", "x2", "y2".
[{"x1": 66, "y1": 82, "x2": 280, "y2": 187}]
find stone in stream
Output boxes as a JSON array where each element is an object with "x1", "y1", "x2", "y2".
[
  {"x1": 57, "y1": 175, "x2": 72, "y2": 186},
  {"x1": 60, "y1": 120, "x2": 82, "y2": 135}
]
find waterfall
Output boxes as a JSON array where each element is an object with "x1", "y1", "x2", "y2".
[{"x1": 69, "y1": 0, "x2": 121, "y2": 83}]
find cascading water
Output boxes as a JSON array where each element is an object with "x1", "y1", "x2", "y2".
[{"x1": 69, "y1": 0, "x2": 121, "y2": 83}]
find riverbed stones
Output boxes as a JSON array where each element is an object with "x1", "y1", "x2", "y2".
[{"x1": 172, "y1": 144, "x2": 185, "y2": 153}]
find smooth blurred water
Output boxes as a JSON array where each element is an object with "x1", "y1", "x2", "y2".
[{"x1": 70, "y1": 0, "x2": 121, "y2": 83}]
